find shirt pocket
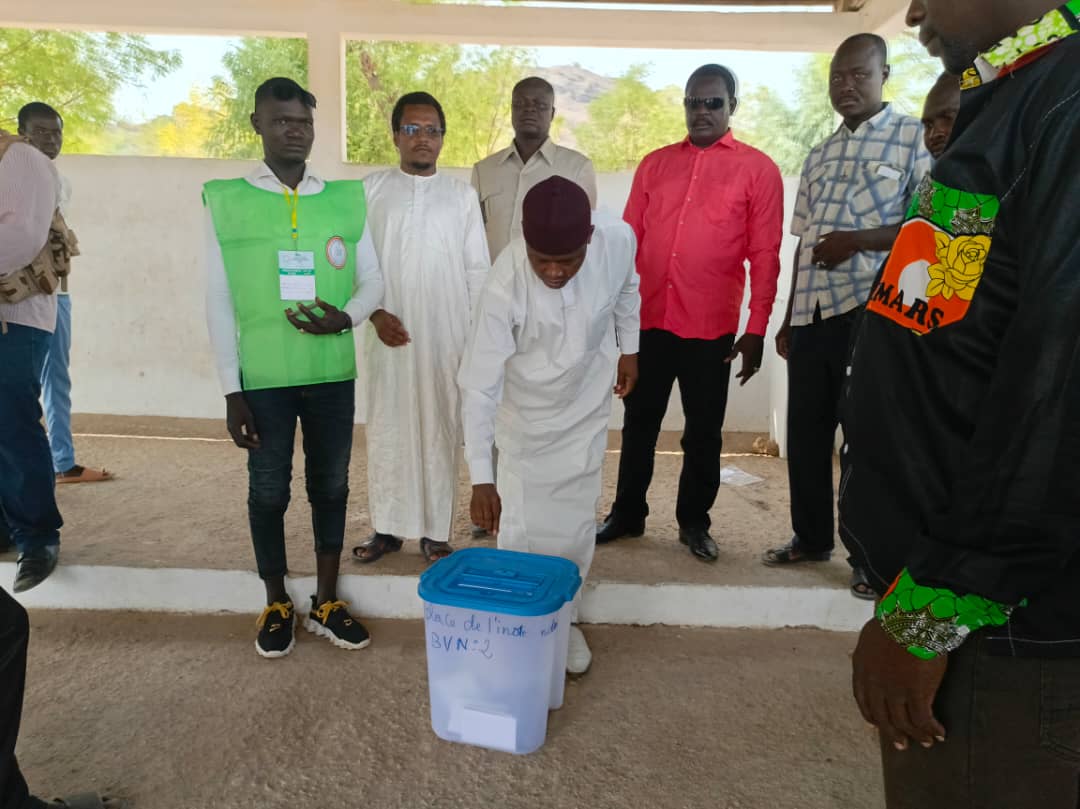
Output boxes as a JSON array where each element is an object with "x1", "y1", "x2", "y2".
[
  {"x1": 805, "y1": 162, "x2": 838, "y2": 213},
  {"x1": 848, "y1": 161, "x2": 905, "y2": 220},
  {"x1": 703, "y1": 187, "x2": 746, "y2": 231}
]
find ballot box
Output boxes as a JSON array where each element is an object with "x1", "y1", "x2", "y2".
[{"x1": 418, "y1": 547, "x2": 582, "y2": 754}]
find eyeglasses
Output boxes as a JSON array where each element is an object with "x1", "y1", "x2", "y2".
[
  {"x1": 398, "y1": 124, "x2": 444, "y2": 137},
  {"x1": 683, "y1": 96, "x2": 726, "y2": 111}
]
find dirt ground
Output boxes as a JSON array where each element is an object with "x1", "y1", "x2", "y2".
[
  {"x1": 44, "y1": 415, "x2": 851, "y2": 591},
  {"x1": 19, "y1": 611, "x2": 884, "y2": 809}
]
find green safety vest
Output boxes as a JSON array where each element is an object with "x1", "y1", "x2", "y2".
[{"x1": 203, "y1": 177, "x2": 367, "y2": 391}]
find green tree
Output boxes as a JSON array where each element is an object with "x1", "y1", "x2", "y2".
[
  {"x1": 575, "y1": 65, "x2": 685, "y2": 172},
  {"x1": 205, "y1": 37, "x2": 534, "y2": 166},
  {"x1": 883, "y1": 32, "x2": 944, "y2": 117},
  {"x1": 346, "y1": 41, "x2": 534, "y2": 166},
  {"x1": 738, "y1": 54, "x2": 835, "y2": 176},
  {"x1": 0, "y1": 29, "x2": 180, "y2": 151},
  {"x1": 151, "y1": 89, "x2": 222, "y2": 157},
  {"x1": 205, "y1": 37, "x2": 308, "y2": 159}
]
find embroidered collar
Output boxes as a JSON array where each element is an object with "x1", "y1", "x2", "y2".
[{"x1": 961, "y1": 0, "x2": 1080, "y2": 89}]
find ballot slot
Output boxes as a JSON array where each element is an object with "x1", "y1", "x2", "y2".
[{"x1": 454, "y1": 568, "x2": 545, "y2": 598}]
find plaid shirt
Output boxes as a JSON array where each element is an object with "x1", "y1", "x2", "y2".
[{"x1": 790, "y1": 104, "x2": 931, "y2": 325}]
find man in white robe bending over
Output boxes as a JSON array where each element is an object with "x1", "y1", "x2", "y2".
[
  {"x1": 459, "y1": 176, "x2": 640, "y2": 674},
  {"x1": 353, "y1": 92, "x2": 490, "y2": 565}
]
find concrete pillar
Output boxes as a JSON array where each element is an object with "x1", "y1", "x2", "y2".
[{"x1": 306, "y1": 23, "x2": 346, "y2": 172}]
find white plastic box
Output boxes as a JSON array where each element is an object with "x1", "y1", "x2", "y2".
[{"x1": 418, "y1": 547, "x2": 582, "y2": 755}]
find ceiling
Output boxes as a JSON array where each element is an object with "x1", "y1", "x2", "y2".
[{"x1": 502, "y1": 0, "x2": 870, "y2": 8}]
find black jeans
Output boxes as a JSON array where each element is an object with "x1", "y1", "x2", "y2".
[
  {"x1": 0, "y1": 588, "x2": 32, "y2": 809},
  {"x1": 612, "y1": 329, "x2": 735, "y2": 531},
  {"x1": 0, "y1": 325, "x2": 62, "y2": 555},
  {"x1": 786, "y1": 310, "x2": 857, "y2": 554},
  {"x1": 244, "y1": 381, "x2": 354, "y2": 580},
  {"x1": 881, "y1": 635, "x2": 1080, "y2": 808}
]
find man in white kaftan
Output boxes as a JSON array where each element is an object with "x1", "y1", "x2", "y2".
[
  {"x1": 459, "y1": 176, "x2": 640, "y2": 673},
  {"x1": 355, "y1": 93, "x2": 490, "y2": 565}
]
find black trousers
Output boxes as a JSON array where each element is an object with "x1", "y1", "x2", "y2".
[
  {"x1": 243, "y1": 381, "x2": 355, "y2": 580},
  {"x1": 0, "y1": 588, "x2": 32, "y2": 809},
  {"x1": 611, "y1": 329, "x2": 735, "y2": 531},
  {"x1": 881, "y1": 635, "x2": 1080, "y2": 808},
  {"x1": 786, "y1": 310, "x2": 857, "y2": 554}
]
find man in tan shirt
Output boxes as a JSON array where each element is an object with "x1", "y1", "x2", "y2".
[{"x1": 471, "y1": 76, "x2": 597, "y2": 261}]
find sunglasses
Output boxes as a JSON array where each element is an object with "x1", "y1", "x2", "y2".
[
  {"x1": 398, "y1": 124, "x2": 444, "y2": 137},
  {"x1": 683, "y1": 96, "x2": 726, "y2": 111}
]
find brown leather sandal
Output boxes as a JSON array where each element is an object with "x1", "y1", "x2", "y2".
[
  {"x1": 351, "y1": 533, "x2": 403, "y2": 564},
  {"x1": 420, "y1": 538, "x2": 454, "y2": 564},
  {"x1": 56, "y1": 465, "x2": 114, "y2": 484}
]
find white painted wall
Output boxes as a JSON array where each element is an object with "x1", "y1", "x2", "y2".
[{"x1": 57, "y1": 154, "x2": 796, "y2": 440}]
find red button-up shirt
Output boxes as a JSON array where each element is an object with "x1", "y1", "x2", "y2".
[{"x1": 624, "y1": 132, "x2": 784, "y2": 338}]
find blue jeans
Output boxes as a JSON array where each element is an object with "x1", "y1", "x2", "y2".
[
  {"x1": 41, "y1": 295, "x2": 74, "y2": 474},
  {"x1": 244, "y1": 380, "x2": 354, "y2": 580},
  {"x1": 0, "y1": 325, "x2": 63, "y2": 554}
]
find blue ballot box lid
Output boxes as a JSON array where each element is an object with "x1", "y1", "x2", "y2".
[{"x1": 418, "y1": 548, "x2": 582, "y2": 617}]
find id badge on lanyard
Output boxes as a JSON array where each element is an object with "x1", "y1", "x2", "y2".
[{"x1": 278, "y1": 187, "x2": 316, "y2": 301}]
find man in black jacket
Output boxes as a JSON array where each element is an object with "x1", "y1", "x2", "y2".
[{"x1": 840, "y1": 1, "x2": 1080, "y2": 807}]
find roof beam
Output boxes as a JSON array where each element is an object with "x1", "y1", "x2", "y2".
[{"x1": 0, "y1": 0, "x2": 908, "y2": 51}]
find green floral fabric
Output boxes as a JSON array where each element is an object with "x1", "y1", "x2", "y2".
[
  {"x1": 876, "y1": 568, "x2": 1024, "y2": 660},
  {"x1": 981, "y1": 2, "x2": 1079, "y2": 69},
  {"x1": 910, "y1": 175, "x2": 999, "y2": 236}
]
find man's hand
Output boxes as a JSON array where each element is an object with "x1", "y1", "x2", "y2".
[
  {"x1": 370, "y1": 309, "x2": 411, "y2": 347},
  {"x1": 225, "y1": 392, "x2": 260, "y2": 450},
  {"x1": 852, "y1": 618, "x2": 948, "y2": 752},
  {"x1": 775, "y1": 321, "x2": 792, "y2": 360},
  {"x1": 725, "y1": 333, "x2": 765, "y2": 386},
  {"x1": 614, "y1": 353, "x2": 639, "y2": 398},
  {"x1": 285, "y1": 298, "x2": 352, "y2": 335},
  {"x1": 812, "y1": 231, "x2": 862, "y2": 270},
  {"x1": 470, "y1": 484, "x2": 501, "y2": 535}
]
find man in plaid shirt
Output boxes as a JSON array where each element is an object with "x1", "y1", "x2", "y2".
[{"x1": 764, "y1": 33, "x2": 931, "y2": 598}]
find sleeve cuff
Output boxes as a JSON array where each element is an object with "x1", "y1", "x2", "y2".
[
  {"x1": 218, "y1": 367, "x2": 242, "y2": 397},
  {"x1": 877, "y1": 567, "x2": 1022, "y2": 659},
  {"x1": 344, "y1": 300, "x2": 373, "y2": 327},
  {"x1": 468, "y1": 456, "x2": 495, "y2": 486},
  {"x1": 617, "y1": 330, "x2": 640, "y2": 354},
  {"x1": 746, "y1": 313, "x2": 771, "y2": 336}
]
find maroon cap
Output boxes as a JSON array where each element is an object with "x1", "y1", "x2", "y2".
[{"x1": 522, "y1": 176, "x2": 592, "y2": 255}]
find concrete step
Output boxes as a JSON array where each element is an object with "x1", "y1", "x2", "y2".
[{"x1": 11, "y1": 417, "x2": 868, "y2": 630}]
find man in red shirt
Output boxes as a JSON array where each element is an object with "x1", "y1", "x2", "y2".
[{"x1": 597, "y1": 64, "x2": 784, "y2": 562}]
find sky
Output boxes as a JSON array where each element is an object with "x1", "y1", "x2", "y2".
[{"x1": 112, "y1": 33, "x2": 814, "y2": 123}]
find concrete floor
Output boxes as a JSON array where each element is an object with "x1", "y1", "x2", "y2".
[
  {"x1": 19, "y1": 612, "x2": 884, "y2": 809},
  {"x1": 48, "y1": 415, "x2": 850, "y2": 591}
]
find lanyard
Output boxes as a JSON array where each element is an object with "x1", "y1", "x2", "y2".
[{"x1": 282, "y1": 187, "x2": 299, "y2": 243}]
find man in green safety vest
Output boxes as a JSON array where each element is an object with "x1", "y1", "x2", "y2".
[{"x1": 204, "y1": 77, "x2": 385, "y2": 658}]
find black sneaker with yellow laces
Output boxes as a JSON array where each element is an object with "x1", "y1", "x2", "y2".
[
  {"x1": 255, "y1": 601, "x2": 295, "y2": 659},
  {"x1": 303, "y1": 597, "x2": 371, "y2": 650}
]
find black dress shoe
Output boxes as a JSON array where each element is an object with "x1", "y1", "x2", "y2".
[
  {"x1": 596, "y1": 514, "x2": 645, "y2": 545},
  {"x1": 679, "y1": 527, "x2": 718, "y2": 562},
  {"x1": 13, "y1": 547, "x2": 59, "y2": 593}
]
